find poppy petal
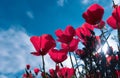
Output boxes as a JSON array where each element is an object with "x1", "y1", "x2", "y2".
[
  {"x1": 107, "y1": 16, "x2": 117, "y2": 29},
  {"x1": 64, "y1": 25, "x2": 75, "y2": 37},
  {"x1": 41, "y1": 34, "x2": 56, "y2": 53},
  {"x1": 69, "y1": 39, "x2": 79, "y2": 52},
  {"x1": 30, "y1": 36, "x2": 41, "y2": 52},
  {"x1": 49, "y1": 49, "x2": 68, "y2": 63},
  {"x1": 112, "y1": 6, "x2": 120, "y2": 22}
]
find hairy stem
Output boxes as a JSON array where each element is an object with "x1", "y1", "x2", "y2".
[
  {"x1": 73, "y1": 52, "x2": 82, "y2": 76},
  {"x1": 69, "y1": 52, "x2": 74, "y2": 68},
  {"x1": 42, "y1": 55, "x2": 46, "y2": 78}
]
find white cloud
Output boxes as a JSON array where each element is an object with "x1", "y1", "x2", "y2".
[
  {"x1": 57, "y1": 0, "x2": 67, "y2": 7},
  {"x1": 2, "y1": 26, "x2": 118, "y2": 77},
  {"x1": 0, "y1": 27, "x2": 36, "y2": 74},
  {"x1": 0, "y1": 27, "x2": 55, "y2": 75},
  {"x1": 104, "y1": 30, "x2": 118, "y2": 51},
  {"x1": 81, "y1": 0, "x2": 99, "y2": 5},
  {"x1": 97, "y1": 30, "x2": 118, "y2": 53},
  {"x1": 26, "y1": 11, "x2": 34, "y2": 19},
  {"x1": 81, "y1": 0, "x2": 89, "y2": 4},
  {"x1": 0, "y1": 75, "x2": 7, "y2": 78},
  {"x1": 0, "y1": 26, "x2": 76, "y2": 77},
  {"x1": 62, "y1": 54, "x2": 76, "y2": 67},
  {"x1": 114, "y1": 0, "x2": 120, "y2": 5}
]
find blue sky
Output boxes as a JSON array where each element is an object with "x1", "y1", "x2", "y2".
[
  {"x1": 0, "y1": 0, "x2": 115, "y2": 36},
  {"x1": 0, "y1": 0, "x2": 120, "y2": 78}
]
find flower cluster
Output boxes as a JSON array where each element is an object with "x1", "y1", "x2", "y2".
[{"x1": 21, "y1": 2, "x2": 120, "y2": 78}]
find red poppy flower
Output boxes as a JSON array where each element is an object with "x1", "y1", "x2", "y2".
[
  {"x1": 49, "y1": 69, "x2": 56, "y2": 78},
  {"x1": 55, "y1": 25, "x2": 75, "y2": 44},
  {"x1": 30, "y1": 34, "x2": 56, "y2": 56},
  {"x1": 26, "y1": 64, "x2": 30, "y2": 70},
  {"x1": 107, "y1": 16, "x2": 120, "y2": 29},
  {"x1": 112, "y1": 6, "x2": 120, "y2": 21},
  {"x1": 34, "y1": 68, "x2": 40, "y2": 75},
  {"x1": 116, "y1": 70, "x2": 120, "y2": 77},
  {"x1": 76, "y1": 23, "x2": 94, "y2": 42},
  {"x1": 75, "y1": 49, "x2": 84, "y2": 55},
  {"x1": 57, "y1": 67, "x2": 75, "y2": 78},
  {"x1": 75, "y1": 49, "x2": 85, "y2": 58},
  {"x1": 107, "y1": 6, "x2": 120, "y2": 29},
  {"x1": 82, "y1": 4, "x2": 104, "y2": 25},
  {"x1": 49, "y1": 49, "x2": 68, "y2": 63},
  {"x1": 61, "y1": 38, "x2": 79, "y2": 52},
  {"x1": 49, "y1": 65, "x2": 60, "y2": 77},
  {"x1": 84, "y1": 22, "x2": 94, "y2": 30},
  {"x1": 94, "y1": 20, "x2": 105, "y2": 29}
]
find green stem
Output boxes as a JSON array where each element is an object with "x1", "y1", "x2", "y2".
[
  {"x1": 69, "y1": 52, "x2": 77, "y2": 78},
  {"x1": 60, "y1": 63, "x2": 64, "y2": 67},
  {"x1": 42, "y1": 55, "x2": 46, "y2": 78},
  {"x1": 101, "y1": 30, "x2": 110, "y2": 47},
  {"x1": 73, "y1": 52, "x2": 82, "y2": 76},
  {"x1": 69, "y1": 52, "x2": 74, "y2": 68},
  {"x1": 118, "y1": 29, "x2": 120, "y2": 51},
  {"x1": 90, "y1": 53, "x2": 92, "y2": 78},
  {"x1": 100, "y1": 33, "x2": 111, "y2": 52}
]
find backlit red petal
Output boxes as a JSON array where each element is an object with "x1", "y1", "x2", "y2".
[
  {"x1": 112, "y1": 6, "x2": 120, "y2": 22},
  {"x1": 41, "y1": 34, "x2": 56, "y2": 53},
  {"x1": 30, "y1": 36, "x2": 41, "y2": 52},
  {"x1": 64, "y1": 25, "x2": 75, "y2": 37},
  {"x1": 49, "y1": 49, "x2": 68, "y2": 63},
  {"x1": 107, "y1": 16, "x2": 117, "y2": 29},
  {"x1": 69, "y1": 39, "x2": 79, "y2": 52}
]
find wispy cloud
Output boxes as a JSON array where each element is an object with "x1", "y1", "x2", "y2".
[
  {"x1": 0, "y1": 26, "x2": 35, "y2": 74},
  {"x1": 81, "y1": 0, "x2": 99, "y2": 5},
  {"x1": 81, "y1": 0, "x2": 89, "y2": 4},
  {"x1": 0, "y1": 26, "x2": 118, "y2": 77},
  {"x1": 114, "y1": 0, "x2": 120, "y2": 5},
  {"x1": 57, "y1": 0, "x2": 67, "y2": 7},
  {"x1": 0, "y1": 26, "x2": 76, "y2": 77},
  {"x1": 0, "y1": 75, "x2": 7, "y2": 78},
  {"x1": 0, "y1": 26, "x2": 47, "y2": 78},
  {"x1": 26, "y1": 11, "x2": 34, "y2": 19}
]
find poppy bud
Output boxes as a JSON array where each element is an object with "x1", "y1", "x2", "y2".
[
  {"x1": 26, "y1": 64, "x2": 30, "y2": 70},
  {"x1": 34, "y1": 68, "x2": 40, "y2": 75}
]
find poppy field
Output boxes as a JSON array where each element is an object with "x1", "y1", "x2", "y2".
[{"x1": 22, "y1": 1, "x2": 120, "y2": 78}]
